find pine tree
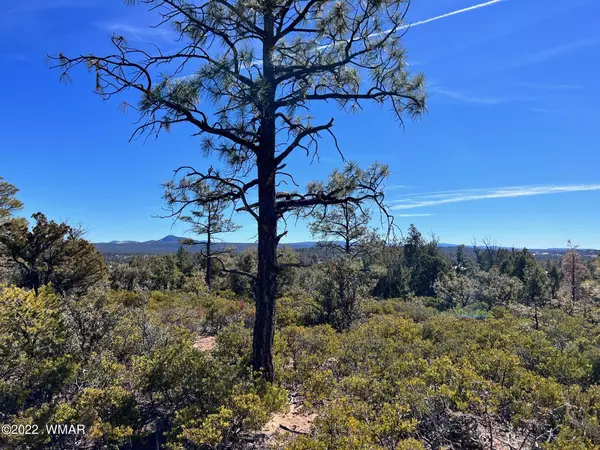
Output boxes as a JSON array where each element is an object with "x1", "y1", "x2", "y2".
[
  {"x1": 175, "y1": 245, "x2": 194, "y2": 277},
  {"x1": 173, "y1": 181, "x2": 240, "y2": 290},
  {"x1": 522, "y1": 263, "x2": 549, "y2": 330},
  {"x1": 404, "y1": 225, "x2": 450, "y2": 297},
  {"x1": 0, "y1": 176, "x2": 23, "y2": 223},
  {"x1": 51, "y1": 0, "x2": 426, "y2": 380},
  {"x1": 455, "y1": 244, "x2": 474, "y2": 275},
  {"x1": 547, "y1": 265, "x2": 561, "y2": 300},
  {"x1": 0, "y1": 213, "x2": 107, "y2": 295}
]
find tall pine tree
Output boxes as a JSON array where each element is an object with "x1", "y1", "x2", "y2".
[{"x1": 52, "y1": 0, "x2": 425, "y2": 379}]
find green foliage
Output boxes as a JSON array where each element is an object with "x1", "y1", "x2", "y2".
[
  {"x1": 3, "y1": 214, "x2": 600, "y2": 450},
  {"x1": 110, "y1": 253, "x2": 211, "y2": 293},
  {"x1": 308, "y1": 177, "x2": 374, "y2": 258},
  {"x1": 0, "y1": 176, "x2": 23, "y2": 222},
  {"x1": 275, "y1": 304, "x2": 600, "y2": 449},
  {"x1": 227, "y1": 248, "x2": 257, "y2": 298},
  {"x1": 276, "y1": 294, "x2": 321, "y2": 328},
  {"x1": 372, "y1": 244, "x2": 412, "y2": 299},
  {"x1": 3, "y1": 261, "x2": 600, "y2": 450},
  {"x1": 523, "y1": 263, "x2": 550, "y2": 328},
  {"x1": 200, "y1": 295, "x2": 254, "y2": 333},
  {"x1": 165, "y1": 181, "x2": 241, "y2": 290},
  {"x1": 454, "y1": 244, "x2": 475, "y2": 275},
  {"x1": 435, "y1": 268, "x2": 525, "y2": 311},
  {"x1": 373, "y1": 226, "x2": 452, "y2": 300},
  {"x1": 174, "y1": 384, "x2": 286, "y2": 449},
  {"x1": 314, "y1": 256, "x2": 373, "y2": 330},
  {"x1": 0, "y1": 284, "x2": 284, "y2": 449},
  {"x1": 403, "y1": 225, "x2": 451, "y2": 297},
  {"x1": 0, "y1": 285, "x2": 75, "y2": 418},
  {"x1": 0, "y1": 213, "x2": 107, "y2": 295}
]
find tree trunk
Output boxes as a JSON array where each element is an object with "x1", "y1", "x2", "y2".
[
  {"x1": 205, "y1": 231, "x2": 212, "y2": 290},
  {"x1": 571, "y1": 252, "x2": 576, "y2": 314},
  {"x1": 253, "y1": 154, "x2": 278, "y2": 381},
  {"x1": 344, "y1": 204, "x2": 351, "y2": 255},
  {"x1": 252, "y1": 11, "x2": 277, "y2": 381}
]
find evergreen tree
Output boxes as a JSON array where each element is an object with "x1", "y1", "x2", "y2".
[
  {"x1": 0, "y1": 213, "x2": 107, "y2": 295},
  {"x1": 0, "y1": 177, "x2": 24, "y2": 283},
  {"x1": 308, "y1": 168, "x2": 385, "y2": 330},
  {"x1": 511, "y1": 248, "x2": 536, "y2": 281},
  {"x1": 309, "y1": 187, "x2": 373, "y2": 257},
  {"x1": 404, "y1": 225, "x2": 450, "y2": 297},
  {"x1": 522, "y1": 263, "x2": 549, "y2": 330},
  {"x1": 455, "y1": 244, "x2": 474, "y2": 275},
  {"x1": 173, "y1": 181, "x2": 240, "y2": 290},
  {"x1": 372, "y1": 244, "x2": 411, "y2": 299},
  {"x1": 175, "y1": 245, "x2": 194, "y2": 277},
  {"x1": 547, "y1": 265, "x2": 562, "y2": 300},
  {"x1": 478, "y1": 268, "x2": 523, "y2": 308},
  {"x1": 0, "y1": 176, "x2": 23, "y2": 223},
  {"x1": 52, "y1": 0, "x2": 426, "y2": 380}
]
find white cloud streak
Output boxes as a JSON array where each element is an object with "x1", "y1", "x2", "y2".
[
  {"x1": 391, "y1": 184, "x2": 600, "y2": 210},
  {"x1": 433, "y1": 88, "x2": 507, "y2": 105},
  {"x1": 175, "y1": 0, "x2": 503, "y2": 79},
  {"x1": 394, "y1": 213, "x2": 435, "y2": 217},
  {"x1": 386, "y1": 184, "x2": 415, "y2": 190},
  {"x1": 315, "y1": 0, "x2": 503, "y2": 51},
  {"x1": 513, "y1": 82, "x2": 584, "y2": 91},
  {"x1": 511, "y1": 38, "x2": 597, "y2": 68},
  {"x1": 391, "y1": 0, "x2": 503, "y2": 33}
]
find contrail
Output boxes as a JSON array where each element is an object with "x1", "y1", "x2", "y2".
[
  {"x1": 401, "y1": 0, "x2": 503, "y2": 30},
  {"x1": 175, "y1": 0, "x2": 503, "y2": 79},
  {"x1": 317, "y1": 0, "x2": 504, "y2": 50},
  {"x1": 391, "y1": 184, "x2": 600, "y2": 210}
]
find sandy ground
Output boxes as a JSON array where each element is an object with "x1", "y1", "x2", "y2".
[
  {"x1": 262, "y1": 402, "x2": 316, "y2": 436},
  {"x1": 193, "y1": 335, "x2": 217, "y2": 351}
]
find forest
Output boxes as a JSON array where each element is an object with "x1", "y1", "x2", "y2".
[{"x1": 2, "y1": 0, "x2": 600, "y2": 448}]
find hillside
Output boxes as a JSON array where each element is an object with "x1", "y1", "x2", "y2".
[
  {"x1": 93, "y1": 236, "x2": 599, "y2": 260},
  {"x1": 93, "y1": 235, "x2": 316, "y2": 255}
]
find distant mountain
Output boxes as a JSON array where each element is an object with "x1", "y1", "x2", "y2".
[
  {"x1": 94, "y1": 236, "x2": 599, "y2": 258},
  {"x1": 158, "y1": 235, "x2": 185, "y2": 243},
  {"x1": 94, "y1": 236, "x2": 316, "y2": 255}
]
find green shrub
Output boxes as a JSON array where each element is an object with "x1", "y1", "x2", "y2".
[{"x1": 201, "y1": 296, "x2": 254, "y2": 333}]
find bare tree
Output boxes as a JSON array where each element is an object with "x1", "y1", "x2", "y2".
[
  {"x1": 472, "y1": 237, "x2": 504, "y2": 272},
  {"x1": 560, "y1": 241, "x2": 589, "y2": 315},
  {"x1": 51, "y1": 0, "x2": 426, "y2": 380}
]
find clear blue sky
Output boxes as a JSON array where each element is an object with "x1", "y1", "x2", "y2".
[{"x1": 1, "y1": 0, "x2": 599, "y2": 248}]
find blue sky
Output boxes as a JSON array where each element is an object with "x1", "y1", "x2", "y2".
[{"x1": 1, "y1": 0, "x2": 599, "y2": 248}]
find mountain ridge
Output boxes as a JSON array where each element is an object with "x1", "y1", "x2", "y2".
[
  {"x1": 93, "y1": 236, "x2": 599, "y2": 256},
  {"x1": 94, "y1": 236, "x2": 316, "y2": 254}
]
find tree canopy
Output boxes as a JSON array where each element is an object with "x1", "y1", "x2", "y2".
[
  {"x1": 0, "y1": 176, "x2": 23, "y2": 223},
  {"x1": 0, "y1": 213, "x2": 108, "y2": 295}
]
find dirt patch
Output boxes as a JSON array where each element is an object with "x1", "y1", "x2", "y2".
[
  {"x1": 193, "y1": 335, "x2": 217, "y2": 352},
  {"x1": 262, "y1": 402, "x2": 316, "y2": 436}
]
